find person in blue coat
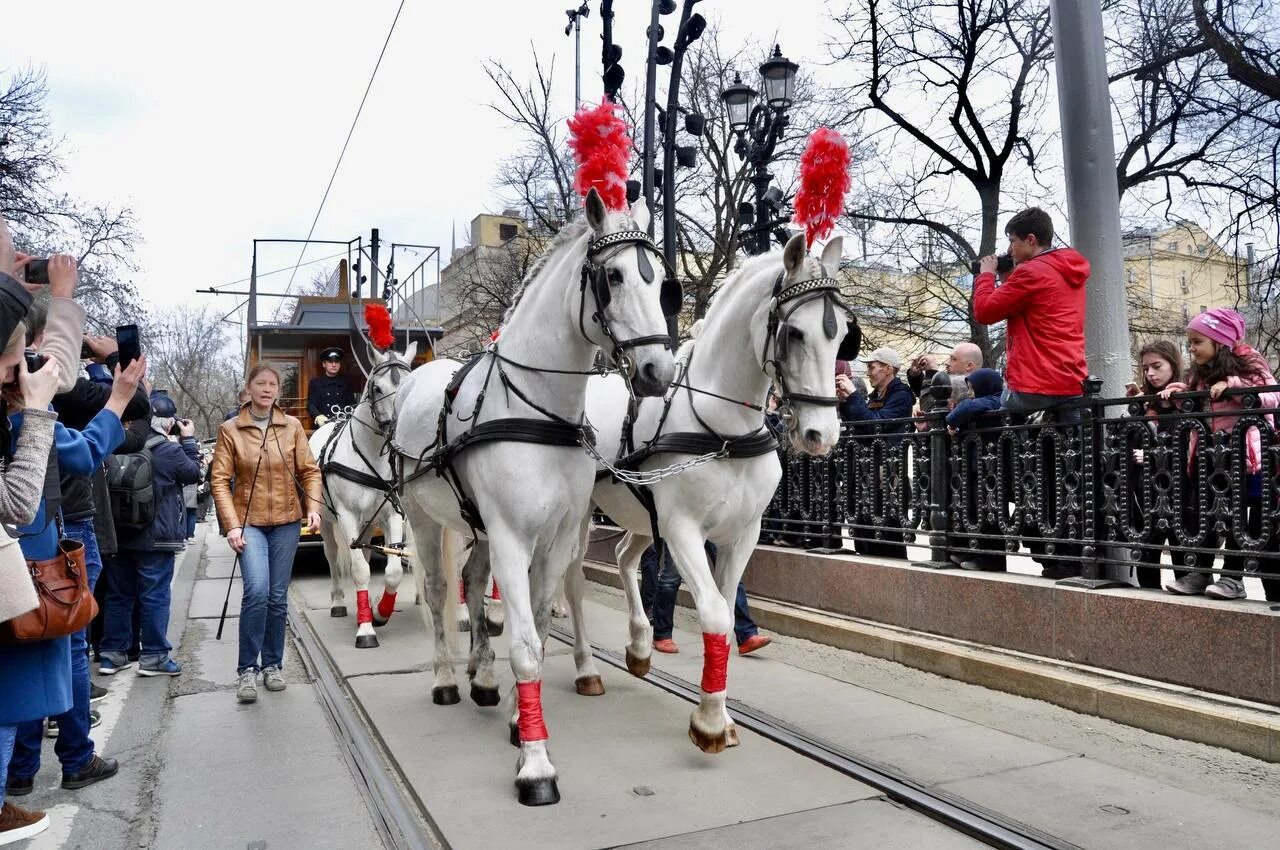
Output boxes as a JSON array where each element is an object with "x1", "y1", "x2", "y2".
[
  {"x1": 4, "y1": 359, "x2": 145, "y2": 800},
  {"x1": 945, "y1": 368, "x2": 1004, "y2": 432},
  {"x1": 99, "y1": 393, "x2": 202, "y2": 679},
  {"x1": 836, "y1": 347, "x2": 915, "y2": 559}
]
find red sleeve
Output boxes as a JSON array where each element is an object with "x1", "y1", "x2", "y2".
[{"x1": 972, "y1": 266, "x2": 1036, "y2": 324}]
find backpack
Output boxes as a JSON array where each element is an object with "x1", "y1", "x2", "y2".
[{"x1": 105, "y1": 434, "x2": 168, "y2": 531}]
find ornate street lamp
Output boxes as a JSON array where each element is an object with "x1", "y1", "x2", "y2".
[{"x1": 721, "y1": 45, "x2": 801, "y2": 255}]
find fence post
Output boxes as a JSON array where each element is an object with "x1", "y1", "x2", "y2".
[
  {"x1": 1060, "y1": 375, "x2": 1129, "y2": 589},
  {"x1": 913, "y1": 382, "x2": 955, "y2": 569},
  {"x1": 806, "y1": 435, "x2": 846, "y2": 555}
]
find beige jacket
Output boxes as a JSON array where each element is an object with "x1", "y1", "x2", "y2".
[{"x1": 211, "y1": 406, "x2": 322, "y2": 530}]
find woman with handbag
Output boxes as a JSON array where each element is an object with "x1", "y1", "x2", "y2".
[{"x1": 211, "y1": 363, "x2": 322, "y2": 704}]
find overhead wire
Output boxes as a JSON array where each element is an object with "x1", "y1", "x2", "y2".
[{"x1": 283, "y1": 0, "x2": 407, "y2": 296}]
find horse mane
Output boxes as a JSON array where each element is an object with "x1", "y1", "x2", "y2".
[{"x1": 502, "y1": 219, "x2": 590, "y2": 324}]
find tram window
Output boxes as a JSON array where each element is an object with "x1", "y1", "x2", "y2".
[{"x1": 261, "y1": 359, "x2": 300, "y2": 406}]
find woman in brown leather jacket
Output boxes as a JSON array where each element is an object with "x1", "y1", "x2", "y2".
[{"x1": 211, "y1": 363, "x2": 322, "y2": 704}]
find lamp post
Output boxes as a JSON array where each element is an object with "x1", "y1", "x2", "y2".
[
  {"x1": 721, "y1": 44, "x2": 799, "y2": 255},
  {"x1": 565, "y1": 2, "x2": 590, "y2": 108}
]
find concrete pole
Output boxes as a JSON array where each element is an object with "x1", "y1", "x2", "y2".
[{"x1": 1049, "y1": 0, "x2": 1131, "y2": 395}]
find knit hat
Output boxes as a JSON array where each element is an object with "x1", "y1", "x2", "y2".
[{"x1": 1187, "y1": 308, "x2": 1246, "y2": 349}]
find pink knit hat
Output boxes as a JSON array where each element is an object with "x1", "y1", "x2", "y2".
[{"x1": 1187, "y1": 308, "x2": 1246, "y2": 348}]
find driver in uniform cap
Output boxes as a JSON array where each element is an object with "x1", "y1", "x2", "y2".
[{"x1": 307, "y1": 347, "x2": 357, "y2": 426}]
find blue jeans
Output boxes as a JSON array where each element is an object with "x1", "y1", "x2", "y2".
[
  {"x1": 238, "y1": 522, "x2": 300, "y2": 674},
  {"x1": 186, "y1": 508, "x2": 198, "y2": 539},
  {"x1": 102, "y1": 549, "x2": 175, "y2": 663},
  {"x1": 11, "y1": 520, "x2": 104, "y2": 776},
  {"x1": 0, "y1": 725, "x2": 16, "y2": 807},
  {"x1": 640, "y1": 542, "x2": 758, "y2": 645}
]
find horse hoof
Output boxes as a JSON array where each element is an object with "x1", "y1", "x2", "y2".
[
  {"x1": 516, "y1": 777, "x2": 560, "y2": 807},
  {"x1": 470, "y1": 684, "x2": 501, "y2": 707},
  {"x1": 688, "y1": 722, "x2": 728, "y2": 754},
  {"x1": 354, "y1": 634, "x2": 379, "y2": 649},
  {"x1": 509, "y1": 724, "x2": 520, "y2": 748},
  {"x1": 330, "y1": 605, "x2": 348, "y2": 618},
  {"x1": 432, "y1": 685, "x2": 461, "y2": 705},
  {"x1": 575, "y1": 675, "x2": 605, "y2": 696},
  {"x1": 725, "y1": 724, "x2": 740, "y2": 748},
  {"x1": 485, "y1": 618, "x2": 504, "y2": 637},
  {"x1": 625, "y1": 648, "x2": 651, "y2": 678}
]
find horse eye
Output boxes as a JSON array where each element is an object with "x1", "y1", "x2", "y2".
[
  {"x1": 788, "y1": 326, "x2": 805, "y2": 344},
  {"x1": 607, "y1": 268, "x2": 623, "y2": 285}
]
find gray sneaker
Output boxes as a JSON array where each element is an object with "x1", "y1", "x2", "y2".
[
  {"x1": 1165, "y1": 572, "x2": 1212, "y2": 595},
  {"x1": 1205, "y1": 577, "x2": 1246, "y2": 600},
  {"x1": 236, "y1": 670, "x2": 258, "y2": 704},
  {"x1": 262, "y1": 666, "x2": 286, "y2": 692}
]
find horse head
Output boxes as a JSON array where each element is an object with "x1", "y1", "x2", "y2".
[
  {"x1": 768, "y1": 234, "x2": 857, "y2": 456},
  {"x1": 365, "y1": 341, "x2": 416, "y2": 434},
  {"x1": 581, "y1": 188, "x2": 677, "y2": 397}
]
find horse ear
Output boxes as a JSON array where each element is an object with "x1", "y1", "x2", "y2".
[
  {"x1": 584, "y1": 188, "x2": 608, "y2": 233},
  {"x1": 403, "y1": 341, "x2": 418, "y2": 363},
  {"x1": 783, "y1": 232, "x2": 807, "y2": 276},
  {"x1": 821, "y1": 236, "x2": 844, "y2": 273},
  {"x1": 630, "y1": 199, "x2": 650, "y2": 232}
]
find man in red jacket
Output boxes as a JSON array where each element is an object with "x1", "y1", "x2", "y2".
[
  {"x1": 973, "y1": 207, "x2": 1091, "y2": 419},
  {"x1": 973, "y1": 208, "x2": 1091, "y2": 579}
]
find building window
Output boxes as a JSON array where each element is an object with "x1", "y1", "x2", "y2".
[
  {"x1": 1180, "y1": 272, "x2": 1189, "y2": 295},
  {"x1": 498, "y1": 223, "x2": 518, "y2": 242}
]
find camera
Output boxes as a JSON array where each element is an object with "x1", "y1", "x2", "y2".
[
  {"x1": 971, "y1": 254, "x2": 1014, "y2": 276},
  {"x1": 81, "y1": 340, "x2": 95, "y2": 360},
  {"x1": 2, "y1": 350, "x2": 47, "y2": 389},
  {"x1": 168, "y1": 418, "x2": 192, "y2": 437},
  {"x1": 24, "y1": 259, "x2": 50, "y2": 285}
]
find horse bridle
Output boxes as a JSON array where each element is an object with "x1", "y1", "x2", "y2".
[
  {"x1": 361, "y1": 358, "x2": 413, "y2": 436},
  {"x1": 763, "y1": 269, "x2": 861, "y2": 426},
  {"x1": 579, "y1": 229, "x2": 683, "y2": 373}
]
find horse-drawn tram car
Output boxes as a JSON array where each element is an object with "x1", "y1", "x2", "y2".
[{"x1": 240, "y1": 234, "x2": 442, "y2": 552}]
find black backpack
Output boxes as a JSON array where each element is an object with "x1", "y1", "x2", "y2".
[{"x1": 105, "y1": 434, "x2": 168, "y2": 530}]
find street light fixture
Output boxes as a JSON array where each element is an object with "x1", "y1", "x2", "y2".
[{"x1": 721, "y1": 44, "x2": 801, "y2": 255}]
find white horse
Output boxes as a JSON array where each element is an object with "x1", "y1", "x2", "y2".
[
  {"x1": 565, "y1": 235, "x2": 854, "y2": 752},
  {"x1": 392, "y1": 189, "x2": 676, "y2": 806},
  {"x1": 311, "y1": 343, "x2": 417, "y2": 649}
]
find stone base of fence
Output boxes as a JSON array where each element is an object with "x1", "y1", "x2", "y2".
[{"x1": 585, "y1": 531, "x2": 1280, "y2": 707}]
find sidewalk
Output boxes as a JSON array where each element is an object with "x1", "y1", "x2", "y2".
[{"x1": 15, "y1": 527, "x2": 384, "y2": 849}]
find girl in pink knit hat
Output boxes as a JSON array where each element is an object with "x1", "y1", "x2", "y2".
[{"x1": 1159, "y1": 308, "x2": 1280, "y2": 601}]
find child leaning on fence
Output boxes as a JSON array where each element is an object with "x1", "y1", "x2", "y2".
[{"x1": 1159, "y1": 308, "x2": 1280, "y2": 602}]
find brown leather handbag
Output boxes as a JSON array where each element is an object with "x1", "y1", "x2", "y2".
[{"x1": 0, "y1": 539, "x2": 98, "y2": 644}]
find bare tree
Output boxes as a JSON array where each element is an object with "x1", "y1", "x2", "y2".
[
  {"x1": 146, "y1": 306, "x2": 244, "y2": 438},
  {"x1": 1193, "y1": 0, "x2": 1280, "y2": 102},
  {"x1": 438, "y1": 233, "x2": 543, "y2": 357},
  {"x1": 830, "y1": 0, "x2": 1056, "y2": 363}
]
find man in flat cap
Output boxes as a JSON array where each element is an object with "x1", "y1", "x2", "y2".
[{"x1": 307, "y1": 347, "x2": 356, "y2": 427}]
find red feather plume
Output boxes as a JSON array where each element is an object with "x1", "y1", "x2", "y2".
[
  {"x1": 364, "y1": 303, "x2": 394, "y2": 351},
  {"x1": 792, "y1": 127, "x2": 852, "y2": 248},
  {"x1": 567, "y1": 100, "x2": 630, "y2": 211}
]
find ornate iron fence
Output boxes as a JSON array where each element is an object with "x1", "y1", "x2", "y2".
[{"x1": 761, "y1": 379, "x2": 1280, "y2": 598}]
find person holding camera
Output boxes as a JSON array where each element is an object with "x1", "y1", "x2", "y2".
[
  {"x1": 212, "y1": 364, "x2": 322, "y2": 704},
  {"x1": 98, "y1": 392, "x2": 202, "y2": 678}
]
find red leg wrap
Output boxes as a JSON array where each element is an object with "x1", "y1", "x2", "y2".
[
  {"x1": 701, "y1": 633, "x2": 730, "y2": 694},
  {"x1": 515, "y1": 681, "x2": 549, "y2": 743},
  {"x1": 458, "y1": 582, "x2": 467, "y2": 604},
  {"x1": 376, "y1": 591, "x2": 397, "y2": 620},
  {"x1": 490, "y1": 579, "x2": 501, "y2": 600},
  {"x1": 355, "y1": 589, "x2": 373, "y2": 624}
]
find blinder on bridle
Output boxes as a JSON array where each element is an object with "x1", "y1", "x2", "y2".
[
  {"x1": 765, "y1": 270, "x2": 861, "y2": 412},
  {"x1": 364, "y1": 358, "x2": 411, "y2": 434},
  {"x1": 581, "y1": 230, "x2": 683, "y2": 362}
]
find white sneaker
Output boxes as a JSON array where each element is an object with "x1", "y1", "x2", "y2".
[
  {"x1": 262, "y1": 666, "x2": 286, "y2": 692},
  {"x1": 236, "y1": 670, "x2": 258, "y2": 704}
]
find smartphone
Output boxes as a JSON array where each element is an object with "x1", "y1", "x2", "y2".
[
  {"x1": 116, "y1": 324, "x2": 141, "y2": 371},
  {"x1": 80, "y1": 340, "x2": 94, "y2": 360},
  {"x1": 24, "y1": 259, "x2": 50, "y2": 285}
]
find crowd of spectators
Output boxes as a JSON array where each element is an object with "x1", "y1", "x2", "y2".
[
  {"x1": 0, "y1": 211, "x2": 212, "y2": 844},
  {"x1": 808, "y1": 206, "x2": 1280, "y2": 602}
]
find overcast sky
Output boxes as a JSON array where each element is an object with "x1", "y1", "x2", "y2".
[{"x1": 14, "y1": 0, "x2": 840, "y2": 317}]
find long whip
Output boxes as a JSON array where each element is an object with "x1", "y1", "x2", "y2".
[{"x1": 216, "y1": 418, "x2": 271, "y2": 640}]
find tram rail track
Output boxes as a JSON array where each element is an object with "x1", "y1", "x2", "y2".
[
  {"x1": 288, "y1": 606, "x2": 451, "y2": 850},
  {"x1": 549, "y1": 624, "x2": 1080, "y2": 850}
]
